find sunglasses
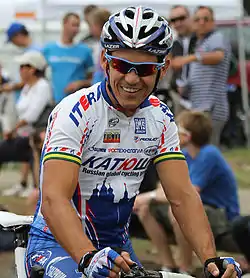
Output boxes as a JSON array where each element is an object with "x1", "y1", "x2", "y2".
[
  {"x1": 105, "y1": 53, "x2": 165, "y2": 77},
  {"x1": 20, "y1": 64, "x2": 32, "y2": 69},
  {"x1": 194, "y1": 16, "x2": 211, "y2": 22},
  {"x1": 169, "y1": 15, "x2": 187, "y2": 23}
]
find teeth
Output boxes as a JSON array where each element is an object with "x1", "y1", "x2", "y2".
[{"x1": 122, "y1": 86, "x2": 140, "y2": 93}]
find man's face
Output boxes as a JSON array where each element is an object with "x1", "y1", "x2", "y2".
[
  {"x1": 169, "y1": 6, "x2": 191, "y2": 36},
  {"x1": 193, "y1": 8, "x2": 215, "y2": 37},
  {"x1": 63, "y1": 16, "x2": 80, "y2": 38},
  {"x1": 101, "y1": 49, "x2": 169, "y2": 113},
  {"x1": 11, "y1": 34, "x2": 25, "y2": 47},
  {"x1": 177, "y1": 124, "x2": 191, "y2": 148}
]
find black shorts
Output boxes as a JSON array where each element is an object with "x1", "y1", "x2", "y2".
[
  {"x1": 149, "y1": 201, "x2": 230, "y2": 238},
  {"x1": 0, "y1": 136, "x2": 32, "y2": 164}
]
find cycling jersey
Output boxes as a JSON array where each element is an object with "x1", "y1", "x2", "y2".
[{"x1": 29, "y1": 80, "x2": 185, "y2": 251}]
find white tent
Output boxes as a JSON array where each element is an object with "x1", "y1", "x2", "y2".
[{"x1": 3, "y1": 0, "x2": 243, "y2": 23}]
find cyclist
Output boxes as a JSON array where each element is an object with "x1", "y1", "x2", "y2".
[{"x1": 25, "y1": 6, "x2": 241, "y2": 278}]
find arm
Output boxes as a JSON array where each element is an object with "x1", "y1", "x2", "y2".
[
  {"x1": 153, "y1": 111, "x2": 216, "y2": 264},
  {"x1": 40, "y1": 99, "x2": 95, "y2": 264},
  {"x1": 41, "y1": 159, "x2": 95, "y2": 263},
  {"x1": 0, "y1": 82, "x2": 24, "y2": 93},
  {"x1": 156, "y1": 160, "x2": 216, "y2": 263},
  {"x1": 171, "y1": 50, "x2": 224, "y2": 69}
]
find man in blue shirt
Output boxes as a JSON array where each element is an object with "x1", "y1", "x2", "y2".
[{"x1": 43, "y1": 12, "x2": 94, "y2": 103}]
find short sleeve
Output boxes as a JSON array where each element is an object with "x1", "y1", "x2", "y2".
[
  {"x1": 207, "y1": 32, "x2": 228, "y2": 52},
  {"x1": 42, "y1": 101, "x2": 87, "y2": 166},
  {"x1": 153, "y1": 117, "x2": 185, "y2": 165}
]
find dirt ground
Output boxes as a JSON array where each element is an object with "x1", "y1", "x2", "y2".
[{"x1": 1, "y1": 169, "x2": 250, "y2": 278}]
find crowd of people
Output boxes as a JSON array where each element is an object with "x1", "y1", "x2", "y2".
[{"x1": 0, "y1": 3, "x2": 249, "y2": 278}]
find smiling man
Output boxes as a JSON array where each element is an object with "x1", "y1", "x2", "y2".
[{"x1": 25, "y1": 6, "x2": 241, "y2": 278}]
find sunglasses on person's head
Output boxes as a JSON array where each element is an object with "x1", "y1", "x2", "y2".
[
  {"x1": 105, "y1": 53, "x2": 165, "y2": 77},
  {"x1": 20, "y1": 64, "x2": 32, "y2": 68},
  {"x1": 194, "y1": 16, "x2": 211, "y2": 22},
  {"x1": 169, "y1": 15, "x2": 187, "y2": 23}
]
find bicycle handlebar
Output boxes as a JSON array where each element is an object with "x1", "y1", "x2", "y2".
[{"x1": 121, "y1": 265, "x2": 192, "y2": 278}]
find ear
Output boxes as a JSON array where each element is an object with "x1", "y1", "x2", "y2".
[
  {"x1": 100, "y1": 49, "x2": 108, "y2": 71},
  {"x1": 159, "y1": 56, "x2": 170, "y2": 80}
]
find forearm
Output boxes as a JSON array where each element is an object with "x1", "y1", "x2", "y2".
[
  {"x1": 171, "y1": 56, "x2": 194, "y2": 69},
  {"x1": 42, "y1": 196, "x2": 95, "y2": 263},
  {"x1": 170, "y1": 189, "x2": 216, "y2": 263},
  {"x1": 195, "y1": 51, "x2": 224, "y2": 65}
]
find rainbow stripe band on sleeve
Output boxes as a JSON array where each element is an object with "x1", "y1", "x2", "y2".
[
  {"x1": 43, "y1": 152, "x2": 82, "y2": 166},
  {"x1": 153, "y1": 152, "x2": 186, "y2": 165}
]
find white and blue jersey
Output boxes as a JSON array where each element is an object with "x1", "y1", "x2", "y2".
[
  {"x1": 43, "y1": 42, "x2": 94, "y2": 103},
  {"x1": 28, "y1": 80, "x2": 185, "y2": 253}
]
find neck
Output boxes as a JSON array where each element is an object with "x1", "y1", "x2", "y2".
[
  {"x1": 26, "y1": 77, "x2": 39, "y2": 87},
  {"x1": 186, "y1": 144, "x2": 200, "y2": 158},
  {"x1": 105, "y1": 83, "x2": 136, "y2": 117},
  {"x1": 61, "y1": 33, "x2": 74, "y2": 45},
  {"x1": 197, "y1": 29, "x2": 214, "y2": 40}
]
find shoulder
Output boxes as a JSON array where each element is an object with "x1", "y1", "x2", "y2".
[
  {"x1": 147, "y1": 95, "x2": 175, "y2": 123},
  {"x1": 199, "y1": 144, "x2": 221, "y2": 159},
  {"x1": 208, "y1": 31, "x2": 227, "y2": 43},
  {"x1": 43, "y1": 42, "x2": 57, "y2": 51},
  {"x1": 56, "y1": 83, "x2": 102, "y2": 122},
  {"x1": 37, "y1": 78, "x2": 50, "y2": 88},
  {"x1": 75, "y1": 42, "x2": 92, "y2": 52}
]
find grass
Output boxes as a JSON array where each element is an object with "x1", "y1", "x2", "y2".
[{"x1": 223, "y1": 148, "x2": 250, "y2": 188}]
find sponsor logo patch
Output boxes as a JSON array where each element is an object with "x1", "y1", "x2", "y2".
[
  {"x1": 103, "y1": 129, "x2": 120, "y2": 143},
  {"x1": 144, "y1": 145, "x2": 158, "y2": 156},
  {"x1": 108, "y1": 118, "x2": 119, "y2": 127},
  {"x1": 134, "y1": 136, "x2": 159, "y2": 143},
  {"x1": 134, "y1": 118, "x2": 146, "y2": 134}
]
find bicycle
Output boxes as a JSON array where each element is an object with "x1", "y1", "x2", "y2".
[{"x1": 0, "y1": 211, "x2": 198, "y2": 278}]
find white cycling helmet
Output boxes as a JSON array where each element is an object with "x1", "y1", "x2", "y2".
[{"x1": 101, "y1": 6, "x2": 173, "y2": 58}]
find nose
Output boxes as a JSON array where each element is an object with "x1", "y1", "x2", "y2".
[{"x1": 124, "y1": 70, "x2": 140, "y2": 84}]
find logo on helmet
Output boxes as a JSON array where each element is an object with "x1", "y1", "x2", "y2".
[
  {"x1": 147, "y1": 48, "x2": 167, "y2": 55},
  {"x1": 105, "y1": 44, "x2": 120, "y2": 49}
]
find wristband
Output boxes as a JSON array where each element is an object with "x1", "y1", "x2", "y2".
[{"x1": 78, "y1": 250, "x2": 98, "y2": 273}]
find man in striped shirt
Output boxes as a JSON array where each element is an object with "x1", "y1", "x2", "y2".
[{"x1": 171, "y1": 6, "x2": 231, "y2": 146}]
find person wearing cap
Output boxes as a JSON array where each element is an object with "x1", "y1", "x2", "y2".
[
  {"x1": 1, "y1": 51, "x2": 52, "y2": 197},
  {"x1": 6, "y1": 22, "x2": 41, "y2": 50},
  {"x1": 0, "y1": 22, "x2": 42, "y2": 196},
  {"x1": 0, "y1": 22, "x2": 41, "y2": 94}
]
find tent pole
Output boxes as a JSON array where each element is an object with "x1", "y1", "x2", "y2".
[{"x1": 237, "y1": 1, "x2": 250, "y2": 148}]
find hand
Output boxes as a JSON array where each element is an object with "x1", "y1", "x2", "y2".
[
  {"x1": 204, "y1": 257, "x2": 242, "y2": 278},
  {"x1": 81, "y1": 247, "x2": 134, "y2": 278},
  {"x1": 0, "y1": 83, "x2": 14, "y2": 92},
  {"x1": 64, "y1": 81, "x2": 82, "y2": 93}
]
